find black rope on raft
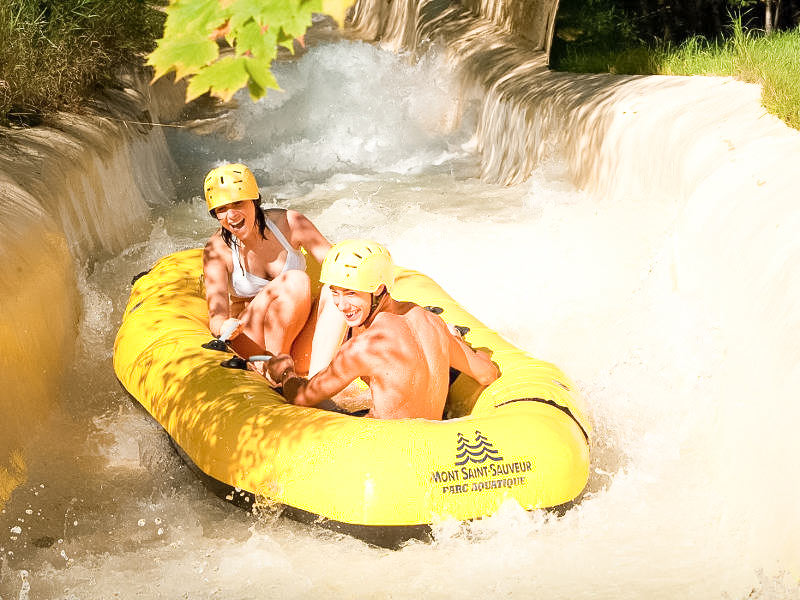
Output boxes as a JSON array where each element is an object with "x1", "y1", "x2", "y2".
[
  {"x1": 130, "y1": 269, "x2": 151, "y2": 285},
  {"x1": 494, "y1": 397, "x2": 590, "y2": 443}
]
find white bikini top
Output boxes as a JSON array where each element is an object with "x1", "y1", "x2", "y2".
[{"x1": 230, "y1": 218, "x2": 307, "y2": 298}]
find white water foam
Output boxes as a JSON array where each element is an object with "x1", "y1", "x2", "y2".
[{"x1": 168, "y1": 39, "x2": 477, "y2": 201}]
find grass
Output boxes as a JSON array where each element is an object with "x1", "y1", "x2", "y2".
[
  {"x1": 552, "y1": 20, "x2": 800, "y2": 130},
  {"x1": 0, "y1": 0, "x2": 165, "y2": 127},
  {"x1": 659, "y1": 22, "x2": 800, "y2": 128}
]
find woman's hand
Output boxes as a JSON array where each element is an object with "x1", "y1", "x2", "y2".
[{"x1": 209, "y1": 314, "x2": 227, "y2": 338}]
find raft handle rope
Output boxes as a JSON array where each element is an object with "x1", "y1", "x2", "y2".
[
  {"x1": 131, "y1": 269, "x2": 151, "y2": 286},
  {"x1": 220, "y1": 356, "x2": 247, "y2": 370},
  {"x1": 453, "y1": 325, "x2": 470, "y2": 337},
  {"x1": 424, "y1": 306, "x2": 470, "y2": 337},
  {"x1": 216, "y1": 353, "x2": 275, "y2": 371},
  {"x1": 201, "y1": 318, "x2": 279, "y2": 372},
  {"x1": 200, "y1": 317, "x2": 243, "y2": 352},
  {"x1": 202, "y1": 339, "x2": 230, "y2": 352},
  {"x1": 495, "y1": 397, "x2": 590, "y2": 444},
  {"x1": 201, "y1": 338, "x2": 243, "y2": 368}
]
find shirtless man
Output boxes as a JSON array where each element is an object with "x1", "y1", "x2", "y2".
[{"x1": 266, "y1": 240, "x2": 500, "y2": 420}]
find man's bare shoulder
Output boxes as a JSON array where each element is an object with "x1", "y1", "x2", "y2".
[
  {"x1": 400, "y1": 303, "x2": 449, "y2": 331},
  {"x1": 328, "y1": 328, "x2": 387, "y2": 381},
  {"x1": 356, "y1": 312, "x2": 410, "y2": 343},
  {"x1": 370, "y1": 307, "x2": 448, "y2": 354},
  {"x1": 345, "y1": 312, "x2": 417, "y2": 363}
]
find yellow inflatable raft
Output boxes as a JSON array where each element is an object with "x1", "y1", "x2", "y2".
[{"x1": 114, "y1": 248, "x2": 591, "y2": 546}]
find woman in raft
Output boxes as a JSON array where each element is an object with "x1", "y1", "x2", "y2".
[{"x1": 202, "y1": 163, "x2": 345, "y2": 376}]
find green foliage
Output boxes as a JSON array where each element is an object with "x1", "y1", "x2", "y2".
[
  {"x1": 553, "y1": 46, "x2": 660, "y2": 74},
  {"x1": 553, "y1": 13, "x2": 800, "y2": 130},
  {"x1": 0, "y1": 0, "x2": 165, "y2": 126},
  {"x1": 659, "y1": 21, "x2": 800, "y2": 128},
  {"x1": 148, "y1": 0, "x2": 322, "y2": 102},
  {"x1": 551, "y1": 0, "x2": 641, "y2": 68},
  {"x1": 0, "y1": 0, "x2": 355, "y2": 124}
]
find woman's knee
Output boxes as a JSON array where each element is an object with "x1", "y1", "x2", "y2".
[
  {"x1": 275, "y1": 269, "x2": 310, "y2": 293},
  {"x1": 274, "y1": 270, "x2": 311, "y2": 306},
  {"x1": 257, "y1": 271, "x2": 311, "y2": 321}
]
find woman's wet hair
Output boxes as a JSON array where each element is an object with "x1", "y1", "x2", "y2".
[{"x1": 218, "y1": 196, "x2": 269, "y2": 247}]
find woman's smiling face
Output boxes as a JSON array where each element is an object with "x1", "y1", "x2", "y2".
[{"x1": 214, "y1": 200, "x2": 256, "y2": 237}]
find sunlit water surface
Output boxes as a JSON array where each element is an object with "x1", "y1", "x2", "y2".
[{"x1": 2, "y1": 40, "x2": 799, "y2": 599}]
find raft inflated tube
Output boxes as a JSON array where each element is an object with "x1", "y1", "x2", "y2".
[{"x1": 114, "y1": 248, "x2": 591, "y2": 534}]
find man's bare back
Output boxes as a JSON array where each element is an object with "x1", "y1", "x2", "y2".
[
  {"x1": 266, "y1": 239, "x2": 499, "y2": 419},
  {"x1": 342, "y1": 301, "x2": 454, "y2": 419},
  {"x1": 269, "y1": 293, "x2": 499, "y2": 419}
]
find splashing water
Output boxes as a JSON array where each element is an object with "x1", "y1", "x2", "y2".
[{"x1": 1, "y1": 40, "x2": 799, "y2": 599}]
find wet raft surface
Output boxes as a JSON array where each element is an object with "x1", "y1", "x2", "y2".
[{"x1": 114, "y1": 248, "x2": 590, "y2": 541}]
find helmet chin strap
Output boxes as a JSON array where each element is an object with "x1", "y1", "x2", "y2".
[{"x1": 365, "y1": 288, "x2": 387, "y2": 323}]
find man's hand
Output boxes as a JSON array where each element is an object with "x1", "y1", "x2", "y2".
[
  {"x1": 447, "y1": 323, "x2": 462, "y2": 337},
  {"x1": 267, "y1": 353, "x2": 296, "y2": 386},
  {"x1": 267, "y1": 353, "x2": 312, "y2": 405}
]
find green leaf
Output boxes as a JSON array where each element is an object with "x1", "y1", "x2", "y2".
[
  {"x1": 245, "y1": 57, "x2": 280, "y2": 99},
  {"x1": 276, "y1": 28, "x2": 296, "y2": 52},
  {"x1": 276, "y1": 0, "x2": 318, "y2": 38},
  {"x1": 163, "y1": 0, "x2": 229, "y2": 37},
  {"x1": 186, "y1": 56, "x2": 251, "y2": 102},
  {"x1": 227, "y1": 0, "x2": 265, "y2": 32},
  {"x1": 235, "y1": 18, "x2": 279, "y2": 60},
  {"x1": 148, "y1": 33, "x2": 219, "y2": 81},
  {"x1": 253, "y1": 0, "x2": 295, "y2": 26},
  {"x1": 152, "y1": 0, "x2": 328, "y2": 105}
]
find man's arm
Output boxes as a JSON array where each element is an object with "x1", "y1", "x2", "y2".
[
  {"x1": 447, "y1": 332, "x2": 500, "y2": 386},
  {"x1": 268, "y1": 338, "x2": 370, "y2": 407}
]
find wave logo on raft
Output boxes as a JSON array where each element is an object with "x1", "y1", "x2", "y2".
[
  {"x1": 455, "y1": 430, "x2": 503, "y2": 465},
  {"x1": 429, "y1": 431, "x2": 534, "y2": 495}
]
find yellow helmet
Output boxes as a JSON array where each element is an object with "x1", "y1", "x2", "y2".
[
  {"x1": 320, "y1": 240, "x2": 395, "y2": 294},
  {"x1": 203, "y1": 163, "x2": 260, "y2": 213}
]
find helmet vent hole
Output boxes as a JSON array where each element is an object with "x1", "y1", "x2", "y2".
[{"x1": 353, "y1": 253, "x2": 362, "y2": 259}]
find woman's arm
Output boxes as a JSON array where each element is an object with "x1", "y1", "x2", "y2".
[
  {"x1": 202, "y1": 234, "x2": 232, "y2": 337},
  {"x1": 285, "y1": 209, "x2": 333, "y2": 264}
]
